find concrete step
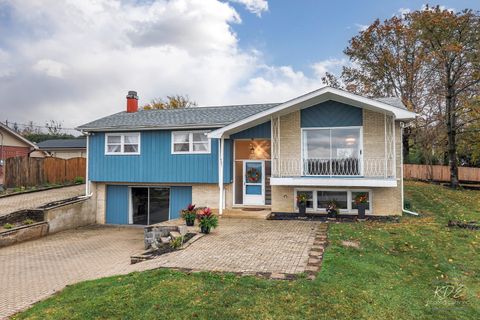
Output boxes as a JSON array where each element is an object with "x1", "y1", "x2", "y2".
[{"x1": 169, "y1": 231, "x2": 182, "y2": 239}]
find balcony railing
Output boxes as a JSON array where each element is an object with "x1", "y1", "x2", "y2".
[{"x1": 274, "y1": 157, "x2": 395, "y2": 178}]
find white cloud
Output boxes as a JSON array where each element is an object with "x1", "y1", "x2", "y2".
[
  {"x1": 312, "y1": 58, "x2": 347, "y2": 78},
  {"x1": 0, "y1": 0, "x2": 335, "y2": 130},
  {"x1": 33, "y1": 59, "x2": 68, "y2": 78},
  {"x1": 354, "y1": 23, "x2": 369, "y2": 31},
  {"x1": 229, "y1": 0, "x2": 268, "y2": 17},
  {"x1": 397, "y1": 7, "x2": 411, "y2": 16}
]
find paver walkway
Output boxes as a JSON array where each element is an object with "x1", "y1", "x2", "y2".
[
  {"x1": 0, "y1": 185, "x2": 84, "y2": 217},
  {"x1": 0, "y1": 219, "x2": 320, "y2": 319}
]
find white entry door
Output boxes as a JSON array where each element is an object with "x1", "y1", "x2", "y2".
[{"x1": 243, "y1": 160, "x2": 265, "y2": 205}]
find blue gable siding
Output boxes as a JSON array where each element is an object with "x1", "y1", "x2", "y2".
[
  {"x1": 89, "y1": 131, "x2": 232, "y2": 184},
  {"x1": 106, "y1": 185, "x2": 129, "y2": 224},
  {"x1": 169, "y1": 186, "x2": 192, "y2": 220},
  {"x1": 231, "y1": 121, "x2": 271, "y2": 139},
  {"x1": 301, "y1": 100, "x2": 363, "y2": 127}
]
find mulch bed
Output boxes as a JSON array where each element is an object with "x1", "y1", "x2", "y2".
[
  {"x1": 268, "y1": 212, "x2": 400, "y2": 223},
  {"x1": 447, "y1": 220, "x2": 480, "y2": 230}
]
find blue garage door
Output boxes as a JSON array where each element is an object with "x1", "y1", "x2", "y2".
[
  {"x1": 169, "y1": 186, "x2": 192, "y2": 220},
  {"x1": 106, "y1": 185, "x2": 129, "y2": 224}
]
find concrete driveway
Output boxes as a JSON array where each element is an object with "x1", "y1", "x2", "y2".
[{"x1": 0, "y1": 219, "x2": 322, "y2": 318}]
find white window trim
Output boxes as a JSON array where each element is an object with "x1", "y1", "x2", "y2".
[
  {"x1": 105, "y1": 132, "x2": 141, "y2": 155},
  {"x1": 301, "y1": 126, "x2": 364, "y2": 177},
  {"x1": 294, "y1": 188, "x2": 372, "y2": 214},
  {"x1": 171, "y1": 130, "x2": 211, "y2": 154}
]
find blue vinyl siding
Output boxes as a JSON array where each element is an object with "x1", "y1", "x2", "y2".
[
  {"x1": 106, "y1": 185, "x2": 129, "y2": 224},
  {"x1": 89, "y1": 131, "x2": 232, "y2": 183},
  {"x1": 169, "y1": 186, "x2": 192, "y2": 220},
  {"x1": 231, "y1": 121, "x2": 271, "y2": 139},
  {"x1": 301, "y1": 100, "x2": 363, "y2": 127}
]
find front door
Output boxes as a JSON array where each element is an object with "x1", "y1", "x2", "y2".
[{"x1": 243, "y1": 160, "x2": 265, "y2": 205}]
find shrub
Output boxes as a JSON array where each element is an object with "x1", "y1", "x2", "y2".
[
  {"x1": 170, "y1": 236, "x2": 183, "y2": 249},
  {"x1": 3, "y1": 223, "x2": 14, "y2": 229},
  {"x1": 74, "y1": 176, "x2": 85, "y2": 184},
  {"x1": 23, "y1": 219, "x2": 35, "y2": 225}
]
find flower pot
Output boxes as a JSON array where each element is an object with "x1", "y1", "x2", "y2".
[
  {"x1": 185, "y1": 218, "x2": 195, "y2": 227},
  {"x1": 298, "y1": 202, "x2": 306, "y2": 216},
  {"x1": 201, "y1": 226, "x2": 211, "y2": 234},
  {"x1": 357, "y1": 203, "x2": 367, "y2": 220}
]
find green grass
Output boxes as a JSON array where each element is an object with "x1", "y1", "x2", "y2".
[{"x1": 15, "y1": 181, "x2": 480, "y2": 319}]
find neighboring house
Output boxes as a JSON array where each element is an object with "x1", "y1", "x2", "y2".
[
  {"x1": 0, "y1": 122, "x2": 39, "y2": 183},
  {"x1": 37, "y1": 138, "x2": 87, "y2": 159},
  {"x1": 77, "y1": 88, "x2": 415, "y2": 225}
]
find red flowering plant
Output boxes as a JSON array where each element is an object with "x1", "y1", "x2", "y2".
[
  {"x1": 354, "y1": 193, "x2": 368, "y2": 205},
  {"x1": 196, "y1": 207, "x2": 218, "y2": 234},
  {"x1": 181, "y1": 204, "x2": 197, "y2": 226},
  {"x1": 326, "y1": 200, "x2": 338, "y2": 217}
]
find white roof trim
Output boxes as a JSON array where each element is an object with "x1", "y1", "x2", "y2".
[
  {"x1": 0, "y1": 122, "x2": 38, "y2": 149},
  {"x1": 208, "y1": 86, "x2": 416, "y2": 139}
]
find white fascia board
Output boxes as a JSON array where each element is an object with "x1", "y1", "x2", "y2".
[
  {"x1": 270, "y1": 177, "x2": 398, "y2": 188},
  {"x1": 208, "y1": 86, "x2": 416, "y2": 139}
]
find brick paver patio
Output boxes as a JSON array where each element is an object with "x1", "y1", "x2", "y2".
[
  {"x1": 0, "y1": 185, "x2": 84, "y2": 217},
  {"x1": 0, "y1": 219, "x2": 320, "y2": 318}
]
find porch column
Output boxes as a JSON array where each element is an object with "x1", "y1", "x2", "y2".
[{"x1": 218, "y1": 137, "x2": 225, "y2": 215}]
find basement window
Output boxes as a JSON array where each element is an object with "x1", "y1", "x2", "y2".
[{"x1": 105, "y1": 133, "x2": 140, "y2": 155}]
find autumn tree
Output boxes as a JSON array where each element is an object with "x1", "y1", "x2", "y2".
[
  {"x1": 142, "y1": 94, "x2": 197, "y2": 110},
  {"x1": 411, "y1": 6, "x2": 480, "y2": 187},
  {"x1": 334, "y1": 6, "x2": 480, "y2": 187}
]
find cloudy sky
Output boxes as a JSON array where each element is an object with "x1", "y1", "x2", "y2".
[{"x1": 0, "y1": 0, "x2": 478, "y2": 133}]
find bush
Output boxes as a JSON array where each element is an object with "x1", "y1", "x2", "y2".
[
  {"x1": 23, "y1": 219, "x2": 35, "y2": 225},
  {"x1": 3, "y1": 223, "x2": 14, "y2": 229},
  {"x1": 74, "y1": 176, "x2": 85, "y2": 184}
]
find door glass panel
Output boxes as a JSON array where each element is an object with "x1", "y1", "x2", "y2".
[
  {"x1": 149, "y1": 188, "x2": 170, "y2": 224},
  {"x1": 131, "y1": 188, "x2": 148, "y2": 225},
  {"x1": 246, "y1": 185, "x2": 262, "y2": 195},
  {"x1": 245, "y1": 162, "x2": 262, "y2": 184}
]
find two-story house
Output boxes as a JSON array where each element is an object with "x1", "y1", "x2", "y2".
[{"x1": 77, "y1": 87, "x2": 415, "y2": 225}]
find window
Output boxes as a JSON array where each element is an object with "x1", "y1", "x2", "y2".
[
  {"x1": 317, "y1": 191, "x2": 348, "y2": 210},
  {"x1": 302, "y1": 127, "x2": 362, "y2": 176},
  {"x1": 105, "y1": 133, "x2": 140, "y2": 155},
  {"x1": 172, "y1": 131, "x2": 211, "y2": 154},
  {"x1": 294, "y1": 189, "x2": 372, "y2": 214}
]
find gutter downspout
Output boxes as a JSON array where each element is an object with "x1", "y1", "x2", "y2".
[
  {"x1": 79, "y1": 131, "x2": 93, "y2": 199},
  {"x1": 400, "y1": 122, "x2": 419, "y2": 216},
  {"x1": 218, "y1": 137, "x2": 224, "y2": 216}
]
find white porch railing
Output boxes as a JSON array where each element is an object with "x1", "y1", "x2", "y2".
[{"x1": 275, "y1": 157, "x2": 395, "y2": 178}]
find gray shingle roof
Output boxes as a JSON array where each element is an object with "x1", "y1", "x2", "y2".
[
  {"x1": 77, "y1": 103, "x2": 281, "y2": 131},
  {"x1": 374, "y1": 97, "x2": 406, "y2": 109},
  {"x1": 77, "y1": 96, "x2": 407, "y2": 132},
  {"x1": 37, "y1": 138, "x2": 86, "y2": 149}
]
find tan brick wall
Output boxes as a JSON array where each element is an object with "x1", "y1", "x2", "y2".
[
  {"x1": 94, "y1": 182, "x2": 106, "y2": 224},
  {"x1": 363, "y1": 109, "x2": 386, "y2": 159},
  {"x1": 271, "y1": 185, "x2": 295, "y2": 212},
  {"x1": 271, "y1": 185, "x2": 401, "y2": 216},
  {"x1": 191, "y1": 183, "x2": 233, "y2": 210},
  {"x1": 279, "y1": 111, "x2": 301, "y2": 174}
]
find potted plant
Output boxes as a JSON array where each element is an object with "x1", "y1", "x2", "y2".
[
  {"x1": 297, "y1": 193, "x2": 308, "y2": 216},
  {"x1": 326, "y1": 200, "x2": 338, "y2": 220},
  {"x1": 354, "y1": 193, "x2": 368, "y2": 221},
  {"x1": 181, "y1": 204, "x2": 197, "y2": 226},
  {"x1": 196, "y1": 207, "x2": 218, "y2": 234}
]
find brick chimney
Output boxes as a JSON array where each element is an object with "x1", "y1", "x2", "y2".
[{"x1": 126, "y1": 90, "x2": 138, "y2": 113}]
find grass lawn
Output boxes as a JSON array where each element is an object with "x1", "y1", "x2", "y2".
[{"x1": 14, "y1": 181, "x2": 480, "y2": 319}]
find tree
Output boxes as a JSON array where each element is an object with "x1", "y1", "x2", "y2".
[
  {"x1": 337, "y1": 7, "x2": 480, "y2": 187},
  {"x1": 142, "y1": 94, "x2": 197, "y2": 110},
  {"x1": 411, "y1": 6, "x2": 480, "y2": 187},
  {"x1": 45, "y1": 120, "x2": 63, "y2": 135},
  {"x1": 340, "y1": 15, "x2": 432, "y2": 160}
]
